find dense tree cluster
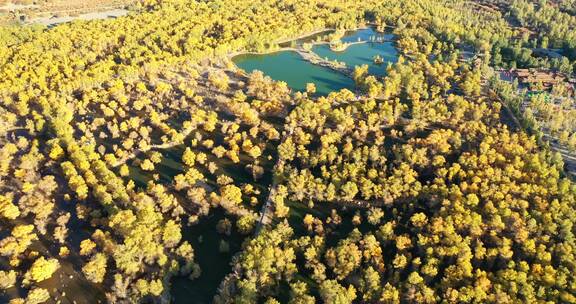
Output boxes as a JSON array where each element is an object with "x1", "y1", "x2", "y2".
[
  {"x1": 0, "y1": 0, "x2": 575, "y2": 303},
  {"x1": 220, "y1": 53, "x2": 576, "y2": 304},
  {"x1": 213, "y1": 1, "x2": 576, "y2": 302}
]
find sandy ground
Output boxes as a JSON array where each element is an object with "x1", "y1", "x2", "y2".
[{"x1": 28, "y1": 8, "x2": 128, "y2": 26}]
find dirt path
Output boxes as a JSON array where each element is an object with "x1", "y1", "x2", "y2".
[{"x1": 254, "y1": 125, "x2": 294, "y2": 234}]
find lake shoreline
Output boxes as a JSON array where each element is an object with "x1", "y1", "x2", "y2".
[
  {"x1": 228, "y1": 26, "x2": 374, "y2": 79},
  {"x1": 229, "y1": 25, "x2": 396, "y2": 80},
  {"x1": 228, "y1": 25, "x2": 372, "y2": 57}
]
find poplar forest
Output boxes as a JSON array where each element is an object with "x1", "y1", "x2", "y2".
[{"x1": 1, "y1": 0, "x2": 576, "y2": 303}]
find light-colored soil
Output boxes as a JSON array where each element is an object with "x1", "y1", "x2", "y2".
[
  {"x1": 28, "y1": 8, "x2": 128, "y2": 26},
  {"x1": 0, "y1": 3, "x2": 37, "y2": 11},
  {"x1": 0, "y1": 0, "x2": 133, "y2": 25}
]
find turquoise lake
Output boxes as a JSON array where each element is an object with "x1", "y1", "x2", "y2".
[
  {"x1": 233, "y1": 27, "x2": 398, "y2": 95},
  {"x1": 233, "y1": 51, "x2": 356, "y2": 96}
]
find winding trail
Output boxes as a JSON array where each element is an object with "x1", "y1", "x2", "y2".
[{"x1": 254, "y1": 125, "x2": 294, "y2": 234}]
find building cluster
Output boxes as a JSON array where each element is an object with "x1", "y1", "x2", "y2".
[{"x1": 502, "y1": 68, "x2": 576, "y2": 94}]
